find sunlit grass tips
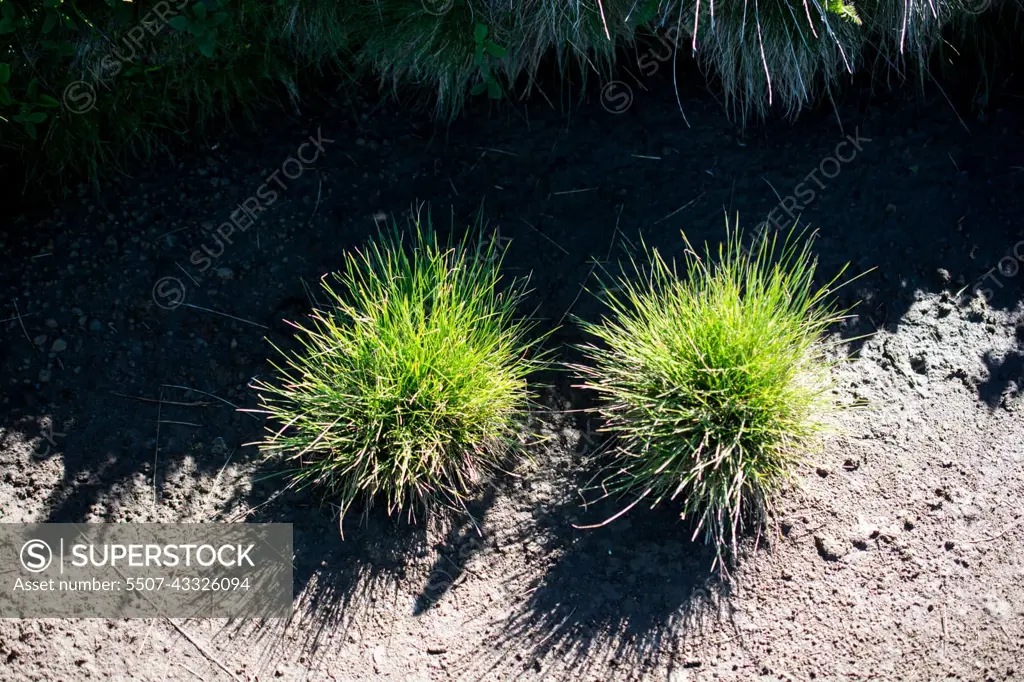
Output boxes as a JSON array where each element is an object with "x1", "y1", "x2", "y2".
[
  {"x1": 572, "y1": 220, "x2": 855, "y2": 571},
  {"x1": 251, "y1": 215, "x2": 544, "y2": 526}
]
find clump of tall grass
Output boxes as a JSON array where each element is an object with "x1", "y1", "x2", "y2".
[
  {"x1": 4, "y1": 0, "x2": 1015, "y2": 193},
  {"x1": 250, "y1": 215, "x2": 544, "y2": 525},
  {"x1": 573, "y1": 220, "x2": 853, "y2": 570}
]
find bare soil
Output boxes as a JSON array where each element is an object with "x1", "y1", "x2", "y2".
[{"x1": 1, "y1": 66, "x2": 1022, "y2": 681}]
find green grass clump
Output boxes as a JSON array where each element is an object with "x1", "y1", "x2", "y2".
[
  {"x1": 573, "y1": 221, "x2": 851, "y2": 569},
  {"x1": 251, "y1": 216, "x2": 543, "y2": 524}
]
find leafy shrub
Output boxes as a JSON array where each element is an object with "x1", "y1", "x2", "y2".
[
  {"x1": 1, "y1": 0, "x2": 1015, "y2": 190},
  {"x1": 573, "y1": 221, "x2": 853, "y2": 570},
  {"x1": 251, "y1": 215, "x2": 544, "y2": 524},
  {"x1": 0, "y1": 0, "x2": 351, "y2": 188}
]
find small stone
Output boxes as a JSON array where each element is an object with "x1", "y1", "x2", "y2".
[
  {"x1": 44, "y1": 318, "x2": 59, "y2": 329},
  {"x1": 814, "y1": 533, "x2": 847, "y2": 561},
  {"x1": 816, "y1": 467, "x2": 830, "y2": 478},
  {"x1": 51, "y1": 339, "x2": 67, "y2": 353},
  {"x1": 961, "y1": 505, "x2": 982, "y2": 522},
  {"x1": 215, "y1": 267, "x2": 234, "y2": 280},
  {"x1": 211, "y1": 437, "x2": 228, "y2": 457},
  {"x1": 88, "y1": 319, "x2": 103, "y2": 333},
  {"x1": 842, "y1": 549, "x2": 871, "y2": 564},
  {"x1": 852, "y1": 522, "x2": 880, "y2": 549},
  {"x1": 33, "y1": 334, "x2": 47, "y2": 346},
  {"x1": 38, "y1": 369, "x2": 52, "y2": 383},
  {"x1": 910, "y1": 354, "x2": 928, "y2": 374},
  {"x1": 936, "y1": 268, "x2": 951, "y2": 284}
]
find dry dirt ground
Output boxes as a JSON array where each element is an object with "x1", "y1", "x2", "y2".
[{"x1": 0, "y1": 64, "x2": 1022, "y2": 680}]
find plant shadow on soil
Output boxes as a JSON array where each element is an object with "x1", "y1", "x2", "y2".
[
  {"x1": 451, "y1": 375, "x2": 735, "y2": 680},
  {"x1": 213, "y1": 455, "x2": 504, "y2": 671},
  {"x1": 0, "y1": 35, "x2": 1021, "y2": 679},
  {"x1": 204, "y1": 370, "x2": 734, "y2": 679}
]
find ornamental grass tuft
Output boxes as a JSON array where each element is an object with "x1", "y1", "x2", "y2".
[
  {"x1": 573, "y1": 220, "x2": 854, "y2": 570},
  {"x1": 251, "y1": 214, "x2": 544, "y2": 525}
]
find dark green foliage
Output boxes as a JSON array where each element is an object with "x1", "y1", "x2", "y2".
[{"x1": 1, "y1": 0, "x2": 1016, "y2": 189}]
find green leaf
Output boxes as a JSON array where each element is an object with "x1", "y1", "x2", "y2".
[
  {"x1": 24, "y1": 121, "x2": 37, "y2": 140},
  {"x1": 487, "y1": 78, "x2": 502, "y2": 100},
  {"x1": 0, "y1": 88, "x2": 12, "y2": 106},
  {"x1": 43, "y1": 0, "x2": 61, "y2": 9},
  {"x1": 210, "y1": 12, "x2": 228, "y2": 26},
  {"x1": 26, "y1": 111, "x2": 47, "y2": 123},
  {"x1": 0, "y1": 20, "x2": 14, "y2": 35},
  {"x1": 168, "y1": 15, "x2": 189, "y2": 30},
  {"x1": 27, "y1": 79, "x2": 39, "y2": 99},
  {"x1": 473, "y1": 23, "x2": 487, "y2": 43},
  {"x1": 196, "y1": 36, "x2": 216, "y2": 57},
  {"x1": 0, "y1": 63, "x2": 10, "y2": 84},
  {"x1": 42, "y1": 12, "x2": 58, "y2": 33},
  {"x1": 484, "y1": 41, "x2": 507, "y2": 59},
  {"x1": 470, "y1": 81, "x2": 486, "y2": 96},
  {"x1": 193, "y1": 2, "x2": 207, "y2": 21},
  {"x1": 38, "y1": 94, "x2": 60, "y2": 108},
  {"x1": 1, "y1": 4, "x2": 15, "y2": 20}
]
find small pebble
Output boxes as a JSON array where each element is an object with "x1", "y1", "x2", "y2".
[{"x1": 814, "y1": 533, "x2": 847, "y2": 561}]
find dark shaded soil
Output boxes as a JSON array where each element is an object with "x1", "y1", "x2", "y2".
[{"x1": 0, "y1": 61, "x2": 1022, "y2": 680}]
